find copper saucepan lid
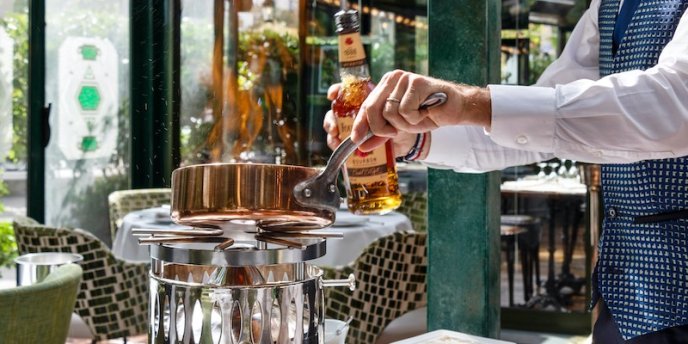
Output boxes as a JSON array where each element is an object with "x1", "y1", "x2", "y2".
[{"x1": 171, "y1": 92, "x2": 447, "y2": 231}]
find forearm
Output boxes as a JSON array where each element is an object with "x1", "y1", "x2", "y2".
[{"x1": 452, "y1": 85, "x2": 492, "y2": 128}]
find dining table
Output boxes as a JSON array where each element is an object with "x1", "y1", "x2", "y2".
[
  {"x1": 501, "y1": 177, "x2": 588, "y2": 310},
  {"x1": 111, "y1": 206, "x2": 413, "y2": 267}
]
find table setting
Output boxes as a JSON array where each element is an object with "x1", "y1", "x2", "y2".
[{"x1": 112, "y1": 204, "x2": 413, "y2": 267}]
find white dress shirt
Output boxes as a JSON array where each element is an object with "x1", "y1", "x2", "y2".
[{"x1": 424, "y1": 0, "x2": 688, "y2": 173}]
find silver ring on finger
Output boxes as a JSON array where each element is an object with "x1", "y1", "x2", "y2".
[{"x1": 386, "y1": 97, "x2": 401, "y2": 103}]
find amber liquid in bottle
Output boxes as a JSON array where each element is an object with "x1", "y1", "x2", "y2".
[{"x1": 333, "y1": 10, "x2": 402, "y2": 214}]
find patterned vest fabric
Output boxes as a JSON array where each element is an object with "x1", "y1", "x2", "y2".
[{"x1": 597, "y1": 0, "x2": 688, "y2": 339}]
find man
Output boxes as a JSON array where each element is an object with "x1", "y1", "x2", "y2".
[{"x1": 324, "y1": 0, "x2": 688, "y2": 342}]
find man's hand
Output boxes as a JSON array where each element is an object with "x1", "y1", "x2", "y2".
[
  {"x1": 323, "y1": 83, "x2": 418, "y2": 157},
  {"x1": 350, "y1": 70, "x2": 491, "y2": 152}
]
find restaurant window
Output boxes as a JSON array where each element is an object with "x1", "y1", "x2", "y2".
[
  {"x1": 499, "y1": 0, "x2": 593, "y2": 335},
  {"x1": 41, "y1": 0, "x2": 131, "y2": 243}
]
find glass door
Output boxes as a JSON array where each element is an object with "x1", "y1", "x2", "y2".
[{"x1": 42, "y1": 0, "x2": 130, "y2": 244}]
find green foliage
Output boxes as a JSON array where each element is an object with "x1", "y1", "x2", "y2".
[
  {"x1": 528, "y1": 43, "x2": 555, "y2": 85},
  {"x1": 237, "y1": 29, "x2": 299, "y2": 78},
  {"x1": 178, "y1": 20, "x2": 213, "y2": 164},
  {"x1": 179, "y1": 24, "x2": 300, "y2": 164},
  {"x1": 0, "y1": 13, "x2": 29, "y2": 165},
  {"x1": 0, "y1": 221, "x2": 17, "y2": 270},
  {"x1": 527, "y1": 24, "x2": 556, "y2": 85},
  {"x1": 0, "y1": 174, "x2": 7, "y2": 213}
]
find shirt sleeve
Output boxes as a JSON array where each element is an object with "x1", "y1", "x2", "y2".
[
  {"x1": 489, "y1": 0, "x2": 688, "y2": 163},
  {"x1": 423, "y1": 125, "x2": 554, "y2": 173}
]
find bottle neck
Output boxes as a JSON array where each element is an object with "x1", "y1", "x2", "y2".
[
  {"x1": 337, "y1": 30, "x2": 369, "y2": 80},
  {"x1": 339, "y1": 64, "x2": 370, "y2": 80}
]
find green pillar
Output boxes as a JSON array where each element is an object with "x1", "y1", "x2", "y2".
[
  {"x1": 427, "y1": 0, "x2": 501, "y2": 338},
  {"x1": 27, "y1": 0, "x2": 46, "y2": 222},
  {"x1": 130, "y1": 0, "x2": 180, "y2": 188}
]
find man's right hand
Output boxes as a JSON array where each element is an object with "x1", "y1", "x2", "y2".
[{"x1": 323, "y1": 83, "x2": 418, "y2": 157}]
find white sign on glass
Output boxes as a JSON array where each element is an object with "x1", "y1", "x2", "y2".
[
  {"x1": 57, "y1": 37, "x2": 118, "y2": 160},
  {"x1": 0, "y1": 27, "x2": 13, "y2": 161}
]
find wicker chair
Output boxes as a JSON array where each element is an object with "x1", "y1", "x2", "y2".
[
  {"x1": 0, "y1": 264, "x2": 82, "y2": 344},
  {"x1": 396, "y1": 191, "x2": 427, "y2": 232},
  {"x1": 323, "y1": 231, "x2": 427, "y2": 344},
  {"x1": 13, "y1": 216, "x2": 149, "y2": 342},
  {"x1": 108, "y1": 188, "x2": 171, "y2": 242}
]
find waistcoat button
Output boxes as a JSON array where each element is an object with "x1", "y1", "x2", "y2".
[{"x1": 607, "y1": 207, "x2": 618, "y2": 219}]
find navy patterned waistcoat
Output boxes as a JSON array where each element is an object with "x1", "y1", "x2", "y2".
[{"x1": 597, "y1": 0, "x2": 688, "y2": 339}]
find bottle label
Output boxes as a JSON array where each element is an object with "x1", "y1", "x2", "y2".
[
  {"x1": 338, "y1": 32, "x2": 366, "y2": 68},
  {"x1": 336, "y1": 116, "x2": 389, "y2": 184}
]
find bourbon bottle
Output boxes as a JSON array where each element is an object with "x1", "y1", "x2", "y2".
[{"x1": 333, "y1": 9, "x2": 402, "y2": 215}]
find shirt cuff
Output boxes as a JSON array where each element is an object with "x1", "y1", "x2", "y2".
[
  {"x1": 423, "y1": 125, "x2": 474, "y2": 170},
  {"x1": 487, "y1": 84, "x2": 557, "y2": 153}
]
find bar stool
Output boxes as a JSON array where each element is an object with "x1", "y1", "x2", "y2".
[
  {"x1": 501, "y1": 225, "x2": 526, "y2": 307},
  {"x1": 501, "y1": 214, "x2": 542, "y2": 304}
]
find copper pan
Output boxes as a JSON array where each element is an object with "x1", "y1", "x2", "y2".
[
  {"x1": 171, "y1": 92, "x2": 448, "y2": 231},
  {"x1": 171, "y1": 163, "x2": 335, "y2": 230}
]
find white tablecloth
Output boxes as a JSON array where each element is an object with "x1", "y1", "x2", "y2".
[
  {"x1": 112, "y1": 207, "x2": 413, "y2": 265},
  {"x1": 111, "y1": 207, "x2": 188, "y2": 262},
  {"x1": 312, "y1": 210, "x2": 413, "y2": 268}
]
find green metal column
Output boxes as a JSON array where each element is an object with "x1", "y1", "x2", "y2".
[
  {"x1": 427, "y1": 0, "x2": 502, "y2": 338},
  {"x1": 27, "y1": 0, "x2": 46, "y2": 222},
  {"x1": 130, "y1": 0, "x2": 180, "y2": 188}
]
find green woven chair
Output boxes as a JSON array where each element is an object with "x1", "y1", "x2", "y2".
[
  {"x1": 0, "y1": 264, "x2": 82, "y2": 344},
  {"x1": 323, "y1": 231, "x2": 427, "y2": 344},
  {"x1": 13, "y1": 216, "x2": 149, "y2": 342},
  {"x1": 396, "y1": 191, "x2": 428, "y2": 232},
  {"x1": 108, "y1": 188, "x2": 171, "y2": 242}
]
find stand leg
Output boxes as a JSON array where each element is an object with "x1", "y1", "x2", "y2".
[
  {"x1": 506, "y1": 236, "x2": 516, "y2": 307},
  {"x1": 520, "y1": 241, "x2": 532, "y2": 303},
  {"x1": 545, "y1": 199, "x2": 557, "y2": 296},
  {"x1": 534, "y1": 244, "x2": 541, "y2": 292},
  {"x1": 561, "y1": 201, "x2": 572, "y2": 277}
]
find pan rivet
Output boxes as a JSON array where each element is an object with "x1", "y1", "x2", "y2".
[
  {"x1": 329, "y1": 184, "x2": 336, "y2": 193},
  {"x1": 304, "y1": 189, "x2": 312, "y2": 198}
]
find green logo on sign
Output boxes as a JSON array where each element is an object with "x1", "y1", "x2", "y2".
[
  {"x1": 80, "y1": 45, "x2": 98, "y2": 60},
  {"x1": 80, "y1": 136, "x2": 98, "y2": 152},
  {"x1": 78, "y1": 86, "x2": 101, "y2": 111}
]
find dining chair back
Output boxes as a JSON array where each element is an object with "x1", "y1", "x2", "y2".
[
  {"x1": 13, "y1": 216, "x2": 149, "y2": 341},
  {"x1": 0, "y1": 264, "x2": 82, "y2": 344},
  {"x1": 108, "y1": 188, "x2": 171, "y2": 242},
  {"x1": 323, "y1": 231, "x2": 427, "y2": 344},
  {"x1": 396, "y1": 191, "x2": 428, "y2": 232}
]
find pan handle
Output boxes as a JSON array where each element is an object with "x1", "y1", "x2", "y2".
[
  {"x1": 292, "y1": 129, "x2": 374, "y2": 212},
  {"x1": 293, "y1": 92, "x2": 448, "y2": 212}
]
